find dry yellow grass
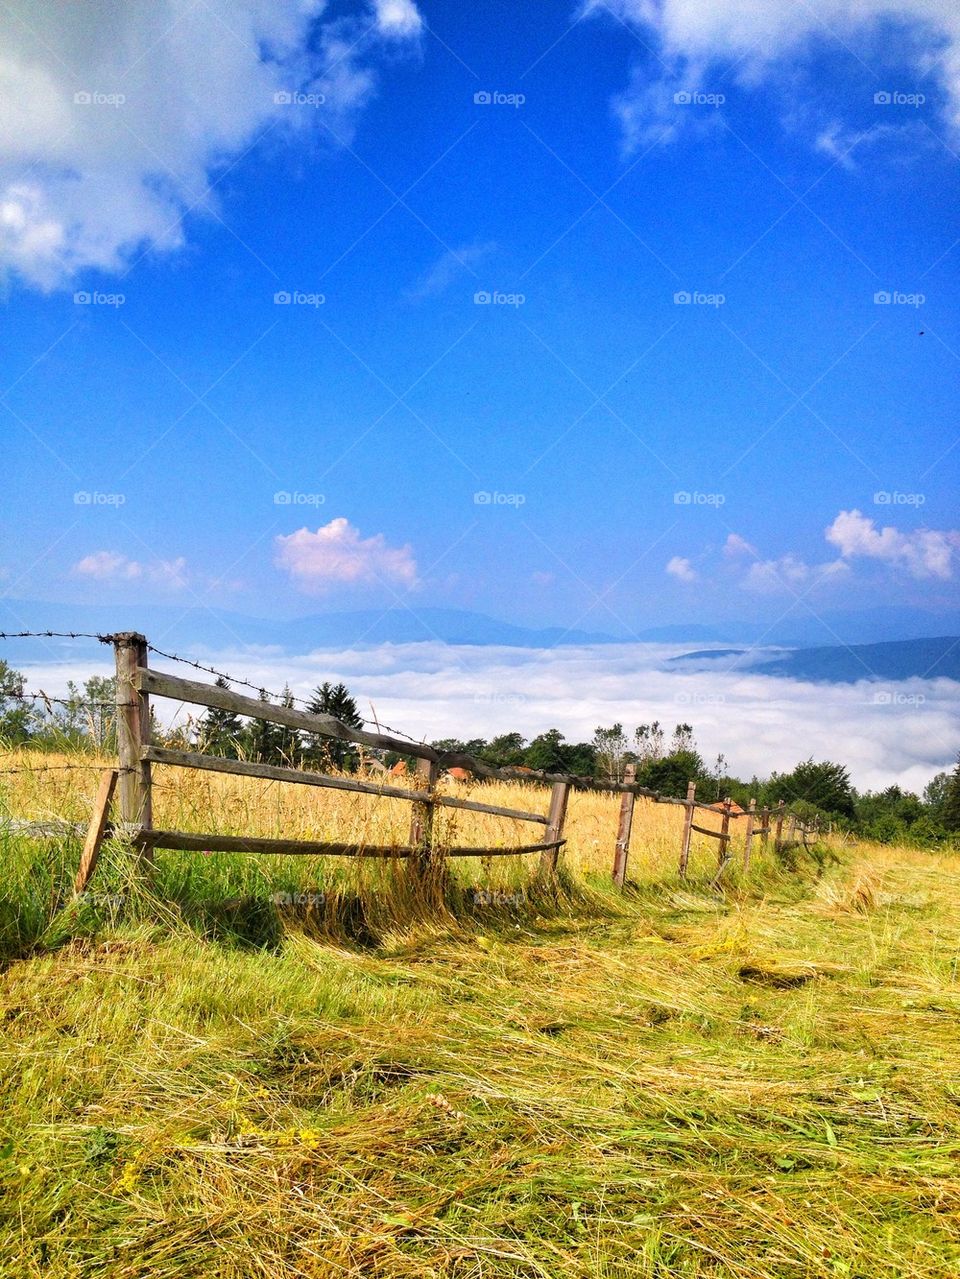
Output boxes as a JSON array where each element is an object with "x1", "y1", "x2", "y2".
[{"x1": 0, "y1": 747, "x2": 738, "y2": 882}]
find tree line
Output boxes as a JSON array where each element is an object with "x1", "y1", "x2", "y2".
[{"x1": 1, "y1": 659, "x2": 958, "y2": 844}]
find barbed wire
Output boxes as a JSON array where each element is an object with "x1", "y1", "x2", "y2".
[
  {"x1": 0, "y1": 630, "x2": 112, "y2": 641},
  {"x1": 10, "y1": 692, "x2": 115, "y2": 710},
  {"x1": 0, "y1": 763, "x2": 109, "y2": 776}
]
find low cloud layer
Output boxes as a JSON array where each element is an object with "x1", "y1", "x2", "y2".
[
  {"x1": 23, "y1": 640, "x2": 958, "y2": 793},
  {"x1": 274, "y1": 518, "x2": 418, "y2": 592},
  {"x1": 0, "y1": 0, "x2": 422, "y2": 289}
]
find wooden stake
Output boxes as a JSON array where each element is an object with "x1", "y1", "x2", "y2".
[
  {"x1": 73, "y1": 769, "x2": 118, "y2": 896},
  {"x1": 539, "y1": 782, "x2": 570, "y2": 875},
  {"x1": 759, "y1": 805, "x2": 771, "y2": 849},
  {"x1": 743, "y1": 797, "x2": 756, "y2": 872},
  {"x1": 612, "y1": 764, "x2": 636, "y2": 888},
  {"x1": 773, "y1": 799, "x2": 785, "y2": 854},
  {"x1": 114, "y1": 633, "x2": 152, "y2": 861},
  {"x1": 678, "y1": 781, "x2": 696, "y2": 877}
]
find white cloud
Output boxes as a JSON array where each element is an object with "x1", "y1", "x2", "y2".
[
  {"x1": 723, "y1": 532, "x2": 758, "y2": 558},
  {"x1": 22, "y1": 639, "x2": 957, "y2": 790},
  {"x1": 406, "y1": 240, "x2": 497, "y2": 300},
  {"x1": 373, "y1": 0, "x2": 423, "y2": 37},
  {"x1": 73, "y1": 551, "x2": 142, "y2": 581},
  {"x1": 0, "y1": 0, "x2": 422, "y2": 289},
  {"x1": 666, "y1": 555, "x2": 698, "y2": 583},
  {"x1": 743, "y1": 553, "x2": 849, "y2": 594},
  {"x1": 826, "y1": 509, "x2": 960, "y2": 579},
  {"x1": 71, "y1": 550, "x2": 189, "y2": 588},
  {"x1": 274, "y1": 518, "x2": 418, "y2": 592},
  {"x1": 588, "y1": 0, "x2": 960, "y2": 149}
]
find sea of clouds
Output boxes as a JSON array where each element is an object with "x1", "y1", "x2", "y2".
[{"x1": 19, "y1": 641, "x2": 958, "y2": 794}]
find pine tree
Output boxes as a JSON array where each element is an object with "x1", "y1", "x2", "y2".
[
  {"x1": 198, "y1": 677, "x2": 244, "y2": 758},
  {"x1": 274, "y1": 685, "x2": 303, "y2": 767},
  {"x1": 942, "y1": 755, "x2": 960, "y2": 833},
  {"x1": 306, "y1": 681, "x2": 362, "y2": 771},
  {"x1": 243, "y1": 689, "x2": 285, "y2": 764}
]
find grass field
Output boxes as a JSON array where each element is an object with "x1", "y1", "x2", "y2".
[{"x1": 1, "y1": 749, "x2": 959, "y2": 1277}]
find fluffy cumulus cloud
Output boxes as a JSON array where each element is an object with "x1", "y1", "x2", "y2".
[
  {"x1": 586, "y1": 0, "x2": 960, "y2": 149},
  {"x1": 743, "y1": 553, "x2": 848, "y2": 594},
  {"x1": 0, "y1": 0, "x2": 422, "y2": 289},
  {"x1": 665, "y1": 555, "x2": 698, "y2": 583},
  {"x1": 274, "y1": 518, "x2": 418, "y2": 592},
  {"x1": 723, "y1": 532, "x2": 758, "y2": 559},
  {"x1": 72, "y1": 551, "x2": 188, "y2": 588},
  {"x1": 826, "y1": 509, "x2": 960, "y2": 579}
]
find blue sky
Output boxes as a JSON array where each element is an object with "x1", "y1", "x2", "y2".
[{"x1": 2, "y1": 0, "x2": 959, "y2": 638}]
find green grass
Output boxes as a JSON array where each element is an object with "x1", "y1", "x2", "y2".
[{"x1": 1, "y1": 834, "x2": 959, "y2": 1277}]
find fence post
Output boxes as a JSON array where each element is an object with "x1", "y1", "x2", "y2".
[
  {"x1": 409, "y1": 756, "x2": 440, "y2": 850},
  {"x1": 718, "y1": 797, "x2": 732, "y2": 869},
  {"x1": 540, "y1": 781, "x2": 570, "y2": 876},
  {"x1": 114, "y1": 632, "x2": 152, "y2": 861},
  {"x1": 786, "y1": 813, "x2": 798, "y2": 845},
  {"x1": 773, "y1": 799, "x2": 785, "y2": 854},
  {"x1": 759, "y1": 805, "x2": 771, "y2": 850},
  {"x1": 612, "y1": 764, "x2": 636, "y2": 888},
  {"x1": 743, "y1": 797, "x2": 756, "y2": 872},
  {"x1": 678, "y1": 780, "x2": 696, "y2": 877}
]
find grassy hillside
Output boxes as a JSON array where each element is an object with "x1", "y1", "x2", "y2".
[{"x1": 1, "y1": 751, "x2": 959, "y2": 1277}]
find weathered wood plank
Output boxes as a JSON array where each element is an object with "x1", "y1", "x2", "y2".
[
  {"x1": 72, "y1": 769, "x2": 118, "y2": 895},
  {"x1": 136, "y1": 668, "x2": 438, "y2": 762},
  {"x1": 690, "y1": 821, "x2": 724, "y2": 838},
  {"x1": 141, "y1": 747, "x2": 548, "y2": 823},
  {"x1": 134, "y1": 829, "x2": 565, "y2": 858},
  {"x1": 116, "y1": 636, "x2": 152, "y2": 854},
  {"x1": 539, "y1": 782, "x2": 570, "y2": 875},
  {"x1": 612, "y1": 763, "x2": 636, "y2": 888}
]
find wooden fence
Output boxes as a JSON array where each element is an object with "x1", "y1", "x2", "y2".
[{"x1": 71, "y1": 631, "x2": 821, "y2": 897}]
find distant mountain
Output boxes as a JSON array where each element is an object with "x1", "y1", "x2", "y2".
[{"x1": 670, "y1": 636, "x2": 960, "y2": 683}]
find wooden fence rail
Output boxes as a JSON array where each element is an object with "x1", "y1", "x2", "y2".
[{"x1": 61, "y1": 631, "x2": 822, "y2": 897}]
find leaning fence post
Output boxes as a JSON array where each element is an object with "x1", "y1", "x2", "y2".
[
  {"x1": 612, "y1": 763, "x2": 636, "y2": 888},
  {"x1": 743, "y1": 797, "x2": 756, "y2": 872},
  {"x1": 114, "y1": 632, "x2": 153, "y2": 862},
  {"x1": 678, "y1": 781, "x2": 696, "y2": 877},
  {"x1": 773, "y1": 799, "x2": 785, "y2": 854},
  {"x1": 540, "y1": 781, "x2": 570, "y2": 876}
]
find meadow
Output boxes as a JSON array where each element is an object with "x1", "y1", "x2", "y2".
[{"x1": 1, "y1": 748, "x2": 959, "y2": 1277}]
